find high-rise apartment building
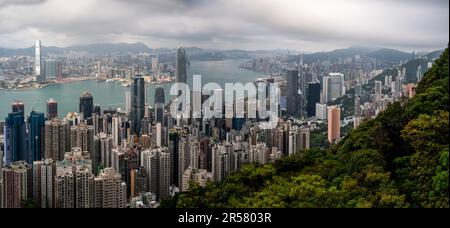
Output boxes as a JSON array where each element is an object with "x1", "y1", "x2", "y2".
[
  {"x1": 93, "y1": 168, "x2": 126, "y2": 208},
  {"x1": 327, "y1": 106, "x2": 341, "y2": 144},
  {"x1": 44, "y1": 118, "x2": 70, "y2": 161},
  {"x1": 2, "y1": 161, "x2": 32, "y2": 208}
]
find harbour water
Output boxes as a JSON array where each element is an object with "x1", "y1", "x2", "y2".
[{"x1": 0, "y1": 59, "x2": 266, "y2": 119}]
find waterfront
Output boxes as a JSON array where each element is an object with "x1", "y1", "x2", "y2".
[{"x1": 0, "y1": 59, "x2": 266, "y2": 119}]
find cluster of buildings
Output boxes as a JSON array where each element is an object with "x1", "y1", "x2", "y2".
[{"x1": 1, "y1": 47, "x2": 312, "y2": 208}]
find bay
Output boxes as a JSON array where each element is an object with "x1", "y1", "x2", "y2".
[{"x1": 0, "y1": 59, "x2": 266, "y2": 119}]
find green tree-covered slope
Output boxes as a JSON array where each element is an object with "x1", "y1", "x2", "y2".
[{"x1": 161, "y1": 49, "x2": 449, "y2": 208}]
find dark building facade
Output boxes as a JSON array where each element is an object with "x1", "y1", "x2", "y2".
[
  {"x1": 130, "y1": 75, "x2": 145, "y2": 135},
  {"x1": 28, "y1": 111, "x2": 45, "y2": 162},
  {"x1": 286, "y1": 69, "x2": 299, "y2": 116},
  {"x1": 307, "y1": 82, "x2": 321, "y2": 117},
  {"x1": 79, "y1": 91, "x2": 94, "y2": 120}
]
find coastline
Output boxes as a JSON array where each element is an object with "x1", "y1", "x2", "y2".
[{"x1": 0, "y1": 77, "x2": 95, "y2": 91}]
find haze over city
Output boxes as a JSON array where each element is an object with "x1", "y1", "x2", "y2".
[{"x1": 0, "y1": 0, "x2": 448, "y2": 51}]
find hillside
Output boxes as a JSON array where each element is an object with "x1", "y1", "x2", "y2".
[{"x1": 161, "y1": 48, "x2": 449, "y2": 208}]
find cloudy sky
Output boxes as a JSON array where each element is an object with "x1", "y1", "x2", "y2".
[{"x1": 0, "y1": 0, "x2": 448, "y2": 52}]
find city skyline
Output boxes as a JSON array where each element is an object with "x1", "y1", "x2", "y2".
[{"x1": 0, "y1": 0, "x2": 448, "y2": 52}]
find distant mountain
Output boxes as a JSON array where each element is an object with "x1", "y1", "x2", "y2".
[
  {"x1": 0, "y1": 42, "x2": 151, "y2": 56},
  {"x1": 425, "y1": 49, "x2": 445, "y2": 60},
  {"x1": 303, "y1": 47, "x2": 374, "y2": 63},
  {"x1": 367, "y1": 48, "x2": 413, "y2": 63}
]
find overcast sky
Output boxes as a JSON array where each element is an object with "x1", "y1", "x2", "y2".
[{"x1": 0, "y1": 0, "x2": 448, "y2": 52}]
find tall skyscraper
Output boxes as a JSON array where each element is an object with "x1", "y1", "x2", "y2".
[
  {"x1": 46, "y1": 98, "x2": 58, "y2": 119},
  {"x1": 79, "y1": 91, "x2": 94, "y2": 120},
  {"x1": 417, "y1": 65, "x2": 423, "y2": 82},
  {"x1": 35, "y1": 40, "x2": 45, "y2": 83},
  {"x1": 323, "y1": 73, "x2": 344, "y2": 103},
  {"x1": 28, "y1": 111, "x2": 45, "y2": 162},
  {"x1": 44, "y1": 59, "x2": 57, "y2": 79},
  {"x1": 54, "y1": 147, "x2": 93, "y2": 208},
  {"x1": 286, "y1": 69, "x2": 300, "y2": 116},
  {"x1": 2, "y1": 161, "x2": 32, "y2": 208},
  {"x1": 33, "y1": 159, "x2": 56, "y2": 208},
  {"x1": 176, "y1": 47, "x2": 187, "y2": 85},
  {"x1": 152, "y1": 56, "x2": 159, "y2": 73},
  {"x1": 70, "y1": 122, "x2": 95, "y2": 163},
  {"x1": 130, "y1": 75, "x2": 145, "y2": 135},
  {"x1": 307, "y1": 82, "x2": 321, "y2": 117},
  {"x1": 93, "y1": 168, "x2": 127, "y2": 208},
  {"x1": 4, "y1": 112, "x2": 27, "y2": 165},
  {"x1": 44, "y1": 118, "x2": 70, "y2": 161},
  {"x1": 155, "y1": 86, "x2": 165, "y2": 124},
  {"x1": 375, "y1": 80, "x2": 382, "y2": 102},
  {"x1": 125, "y1": 91, "x2": 131, "y2": 115},
  {"x1": 327, "y1": 106, "x2": 341, "y2": 144},
  {"x1": 142, "y1": 147, "x2": 171, "y2": 201}
]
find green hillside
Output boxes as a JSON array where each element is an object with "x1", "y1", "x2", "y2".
[{"x1": 161, "y1": 49, "x2": 449, "y2": 208}]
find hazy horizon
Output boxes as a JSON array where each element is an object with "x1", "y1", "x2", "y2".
[{"x1": 0, "y1": 0, "x2": 448, "y2": 52}]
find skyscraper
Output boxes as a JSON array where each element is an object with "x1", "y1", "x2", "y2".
[
  {"x1": 2, "y1": 161, "x2": 32, "y2": 208},
  {"x1": 176, "y1": 47, "x2": 187, "y2": 85},
  {"x1": 4, "y1": 112, "x2": 27, "y2": 165},
  {"x1": 323, "y1": 73, "x2": 344, "y2": 103},
  {"x1": 307, "y1": 82, "x2": 321, "y2": 117},
  {"x1": 142, "y1": 147, "x2": 171, "y2": 201},
  {"x1": 79, "y1": 91, "x2": 94, "y2": 120},
  {"x1": 130, "y1": 75, "x2": 145, "y2": 135},
  {"x1": 155, "y1": 86, "x2": 165, "y2": 124},
  {"x1": 93, "y1": 168, "x2": 127, "y2": 208},
  {"x1": 11, "y1": 101, "x2": 25, "y2": 114},
  {"x1": 35, "y1": 40, "x2": 45, "y2": 83},
  {"x1": 375, "y1": 80, "x2": 382, "y2": 102},
  {"x1": 70, "y1": 122, "x2": 95, "y2": 163},
  {"x1": 44, "y1": 59, "x2": 57, "y2": 79},
  {"x1": 33, "y1": 159, "x2": 56, "y2": 208},
  {"x1": 28, "y1": 111, "x2": 45, "y2": 162},
  {"x1": 286, "y1": 69, "x2": 299, "y2": 116},
  {"x1": 54, "y1": 147, "x2": 93, "y2": 208},
  {"x1": 46, "y1": 98, "x2": 58, "y2": 119},
  {"x1": 44, "y1": 118, "x2": 70, "y2": 161},
  {"x1": 327, "y1": 106, "x2": 341, "y2": 144}
]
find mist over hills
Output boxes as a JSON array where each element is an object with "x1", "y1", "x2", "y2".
[{"x1": 0, "y1": 42, "x2": 444, "y2": 63}]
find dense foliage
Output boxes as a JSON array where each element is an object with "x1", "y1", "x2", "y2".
[{"x1": 161, "y1": 49, "x2": 449, "y2": 208}]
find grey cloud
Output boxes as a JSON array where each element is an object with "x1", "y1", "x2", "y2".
[
  {"x1": 0, "y1": 0, "x2": 46, "y2": 7},
  {"x1": 0, "y1": 0, "x2": 447, "y2": 51}
]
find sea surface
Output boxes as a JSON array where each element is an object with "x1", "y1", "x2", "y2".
[{"x1": 0, "y1": 59, "x2": 266, "y2": 119}]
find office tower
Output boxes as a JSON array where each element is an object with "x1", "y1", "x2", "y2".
[
  {"x1": 249, "y1": 142, "x2": 269, "y2": 164},
  {"x1": 307, "y1": 82, "x2": 321, "y2": 117},
  {"x1": 2, "y1": 161, "x2": 32, "y2": 208},
  {"x1": 4, "y1": 112, "x2": 27, "y2": 165},
  {"x1": 181, "y1": 168, "x2": 209, "y2": 192},
  {"x1": 315, "y1": 103, "x2": 327, "y2": 120},
  {"x1": 323, "y1": 73, "x2": 344, "y2": 102},
  {"x1": 130, "y1": 75, "x2": 145, "y2": 135},
  {"x1": 385, "y1": 75, "x2": 392, "y2": 89},
  {"x1": 93, "y1": 168, "x2": 126, "y2": 208},
  {"x1": 70, "y1": 122, "x2": 95, "y2": 162},
  {"x1": 33, "y1": 159, "x2": 56, "y2": 208},
  {"x1": 46, "y1": 98, "x2": 58, "y2": 119},
  {"x1": 176, "y1": 47, "x2": 187, "y2": 85},
  {"x1": 35, "y1": 40, "x2": 45, "y2": 82},
  {"x1": 142, "y1": 147, "x2": 170, "y2": 201},
  {"x1": 44, "y1": 119, "x2": 69, "y2": 161},
  {"x1": 28, "y1": 111, "x2": 45, "y2": 162},
  {"x1": 327, "y1": 106, "x2": 341, "y2": 144},
  {"x1": 94, "y1": 105, "x2": 101, "y2": 116},
  {"x1": 44, "y1": 59, "x2": 57, "y2": 79},
  {"x1": 79, "y1": 91, "x2": 94, "y2": 120},
  {"x1": 286, "y1": 69, "x2": 299, "y2": 116},
  {"x1": 55, "y1": 148, "x2": 93, "y2": 208},
  {"x1": 375, "y1": 80, "x2": 382, "y2": 102},
  {"x1": 155, "y1": 86, "x2": 165, "y2": 124},
  {"x1": 417, "y1": 65, "x2": 423, "y2": 82},
  {"x1": 125, "y1": 91, "x2": 131, "y2": 115},
  {"x1": 11, "y1": 101, "x2": 25, "y2": 114}
]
